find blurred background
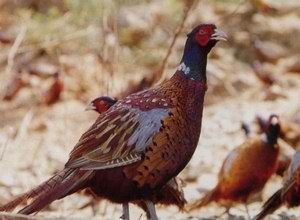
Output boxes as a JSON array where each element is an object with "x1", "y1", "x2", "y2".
[{"x1": 0, "y1": 0, "x2": 299, "y2": 219}]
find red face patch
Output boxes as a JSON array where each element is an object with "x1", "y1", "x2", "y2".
[
  {"x1": 96, "y1": 100, "x2": 109, "y2": 113},
  {"x1": 195, "y1": 25, "x2": 214, "y2": 47}
]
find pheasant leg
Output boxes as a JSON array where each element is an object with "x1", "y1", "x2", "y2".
[
  {"x1": 120, "y1": 203, "x2": 129, "y2": 220},
  {"x1": 145, "y1": 200, "x2": 158, "y2": 220},
  {"x1": 244, "y1": 204, "x2": 251, "y2": 219}
]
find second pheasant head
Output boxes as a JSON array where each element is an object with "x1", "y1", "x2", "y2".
[{"x1": 264, "y1": 114, "x2": 281, "y2": 145}]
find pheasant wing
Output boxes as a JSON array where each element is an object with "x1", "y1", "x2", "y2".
[{"x1": 65, "y1": 103, "x2": 169, "y2": 170}]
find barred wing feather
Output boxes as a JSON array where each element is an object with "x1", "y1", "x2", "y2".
[{"x1": 65, "y1": 105, "x2": 169, "y2": 170}]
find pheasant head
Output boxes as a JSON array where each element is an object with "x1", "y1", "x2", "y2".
[
  {"x1": 86, "y1": 96, "x2": 117, "y2": 113},
  {"x1": 179, "y1": 24, "x2": 227, "y2": 81},
  {"x1": 264, "y1": 114, "x2": 281, "y2": 145}
]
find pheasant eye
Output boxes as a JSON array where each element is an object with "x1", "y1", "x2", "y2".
[
  {"x1": 198, "y1": 29, "x2": 206, "y2": 35},
  {"x1": 195, "y1": 29, "x2": 210, "y2": 46}
]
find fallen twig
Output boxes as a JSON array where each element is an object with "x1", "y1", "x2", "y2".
[
  {"x1": 0, "y1": 26, "x2": 27, "y2": 100},
  {"x1": 5, "y1": 26, "x2": 27, "y2": 76}
]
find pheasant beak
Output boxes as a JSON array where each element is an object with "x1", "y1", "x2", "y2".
[
  {"x1": 211, "y1": 29, "x2": 228, "y2": 41},
  {"x1": 85, "y1": 102, "x2": 96, "y2": 111}
]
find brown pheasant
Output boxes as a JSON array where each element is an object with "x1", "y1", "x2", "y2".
[
  {"x1": 254, "y1": 150, "x2": 300, "y2": 220},
  {"x1": 241, "y1": 118, "x2": 293, "y2": 177},
  {"x1": 188, "y1": 115, "x2": 281, "y2": 217},
  {"x1": 255, "y1": 115, "x2": 298, "y2": 176},
  {"x1": 0, "y1": 24, "x2": 226, "y2": 219},
  {"x1": 84, "y1": 95, "x2": 187, "y2": 213}
]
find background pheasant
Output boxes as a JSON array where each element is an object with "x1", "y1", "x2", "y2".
[
  {"x1": 254, "y1": 150, "x2": 300, "y2": 220},
  {"x1": 187, "y1": 115, "x2": 281, "y2": 217},
  {"x1": 0, "y1": 24, "x2": 226, "y2": 219},
  {"x1": 255, "y1": 115, "x2": 298, "y2": 176},
  {"x1": 242, "y1": 117, "x2": 295, "y2": 177}
]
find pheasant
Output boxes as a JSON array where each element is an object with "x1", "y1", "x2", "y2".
[
  {"x1": 85, "y1": 95, "x2": 187, "y2": 213},
  {"x1": 256, "y1": 115, "x2": 300, "y2": 147},
  {"x1": 0, "y1": 24, "x2": 226, "y2": 219},
  {"x1": 86, "y1": 96, "x2": 117, "y2": 113},
  {"x1": 256, "y1": 115, "x2": 298, "y2": 176},
  {"x1": 254, "y1": 150, "x2": 300, "y2": 220},
  {"x1": 187, "y1": 115, "x2": 281, "y2": 217},
  {"x1": 241, "y1": 118, "x2": 293, "y2": 177}
]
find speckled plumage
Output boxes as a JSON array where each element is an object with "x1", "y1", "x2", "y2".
[
  {"x1": 0, "y1": 24, "x2": 225, "y2": 217},
  {"x1": 66, "y1": 72, "x2": 207, "y2": 204}
]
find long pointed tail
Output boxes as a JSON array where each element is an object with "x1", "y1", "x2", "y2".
[
  {"x1": 253, "y1": 188, "x2": 283, "y2": 220},
  {"x1": 186, "y1": 188, "x2": 218, "y2": 211},
  {"x1": 0, "y1": 169, "x2": 93, "y2": 214}
]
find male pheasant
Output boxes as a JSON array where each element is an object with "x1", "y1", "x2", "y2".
[
  {"x1": 254, "y1": 150, "x2": 300, "y2": 220},
  {"x1": 256, "y1": 115, "x2": 298, "y2": 176},
  {"x1": 256, "y1": 115, "x2": 300, "y2": 147},
  {"x1": 85, "y1": 95, "x2": 187, "y2": 213},
  {"x1": 0, "y1": 24, "x2": 226, "y2": 219},
  {"x1": 188, "y1": 115, "x2": 281, "y2": 217},
  {"x1": 241, "y1": 118, "x2": 293, "y2": 177}
]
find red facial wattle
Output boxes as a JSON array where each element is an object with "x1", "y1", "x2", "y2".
[
  {"x1": 195, "y1": 26, "x2": 214, "y2": 46},
  {"x1": 96, "y1": 100, "x2": 109, "y2": 113}
]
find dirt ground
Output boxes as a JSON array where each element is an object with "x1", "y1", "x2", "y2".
[{"x1": 0, "y1": 0, "x2": 300, "y2": 219}]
